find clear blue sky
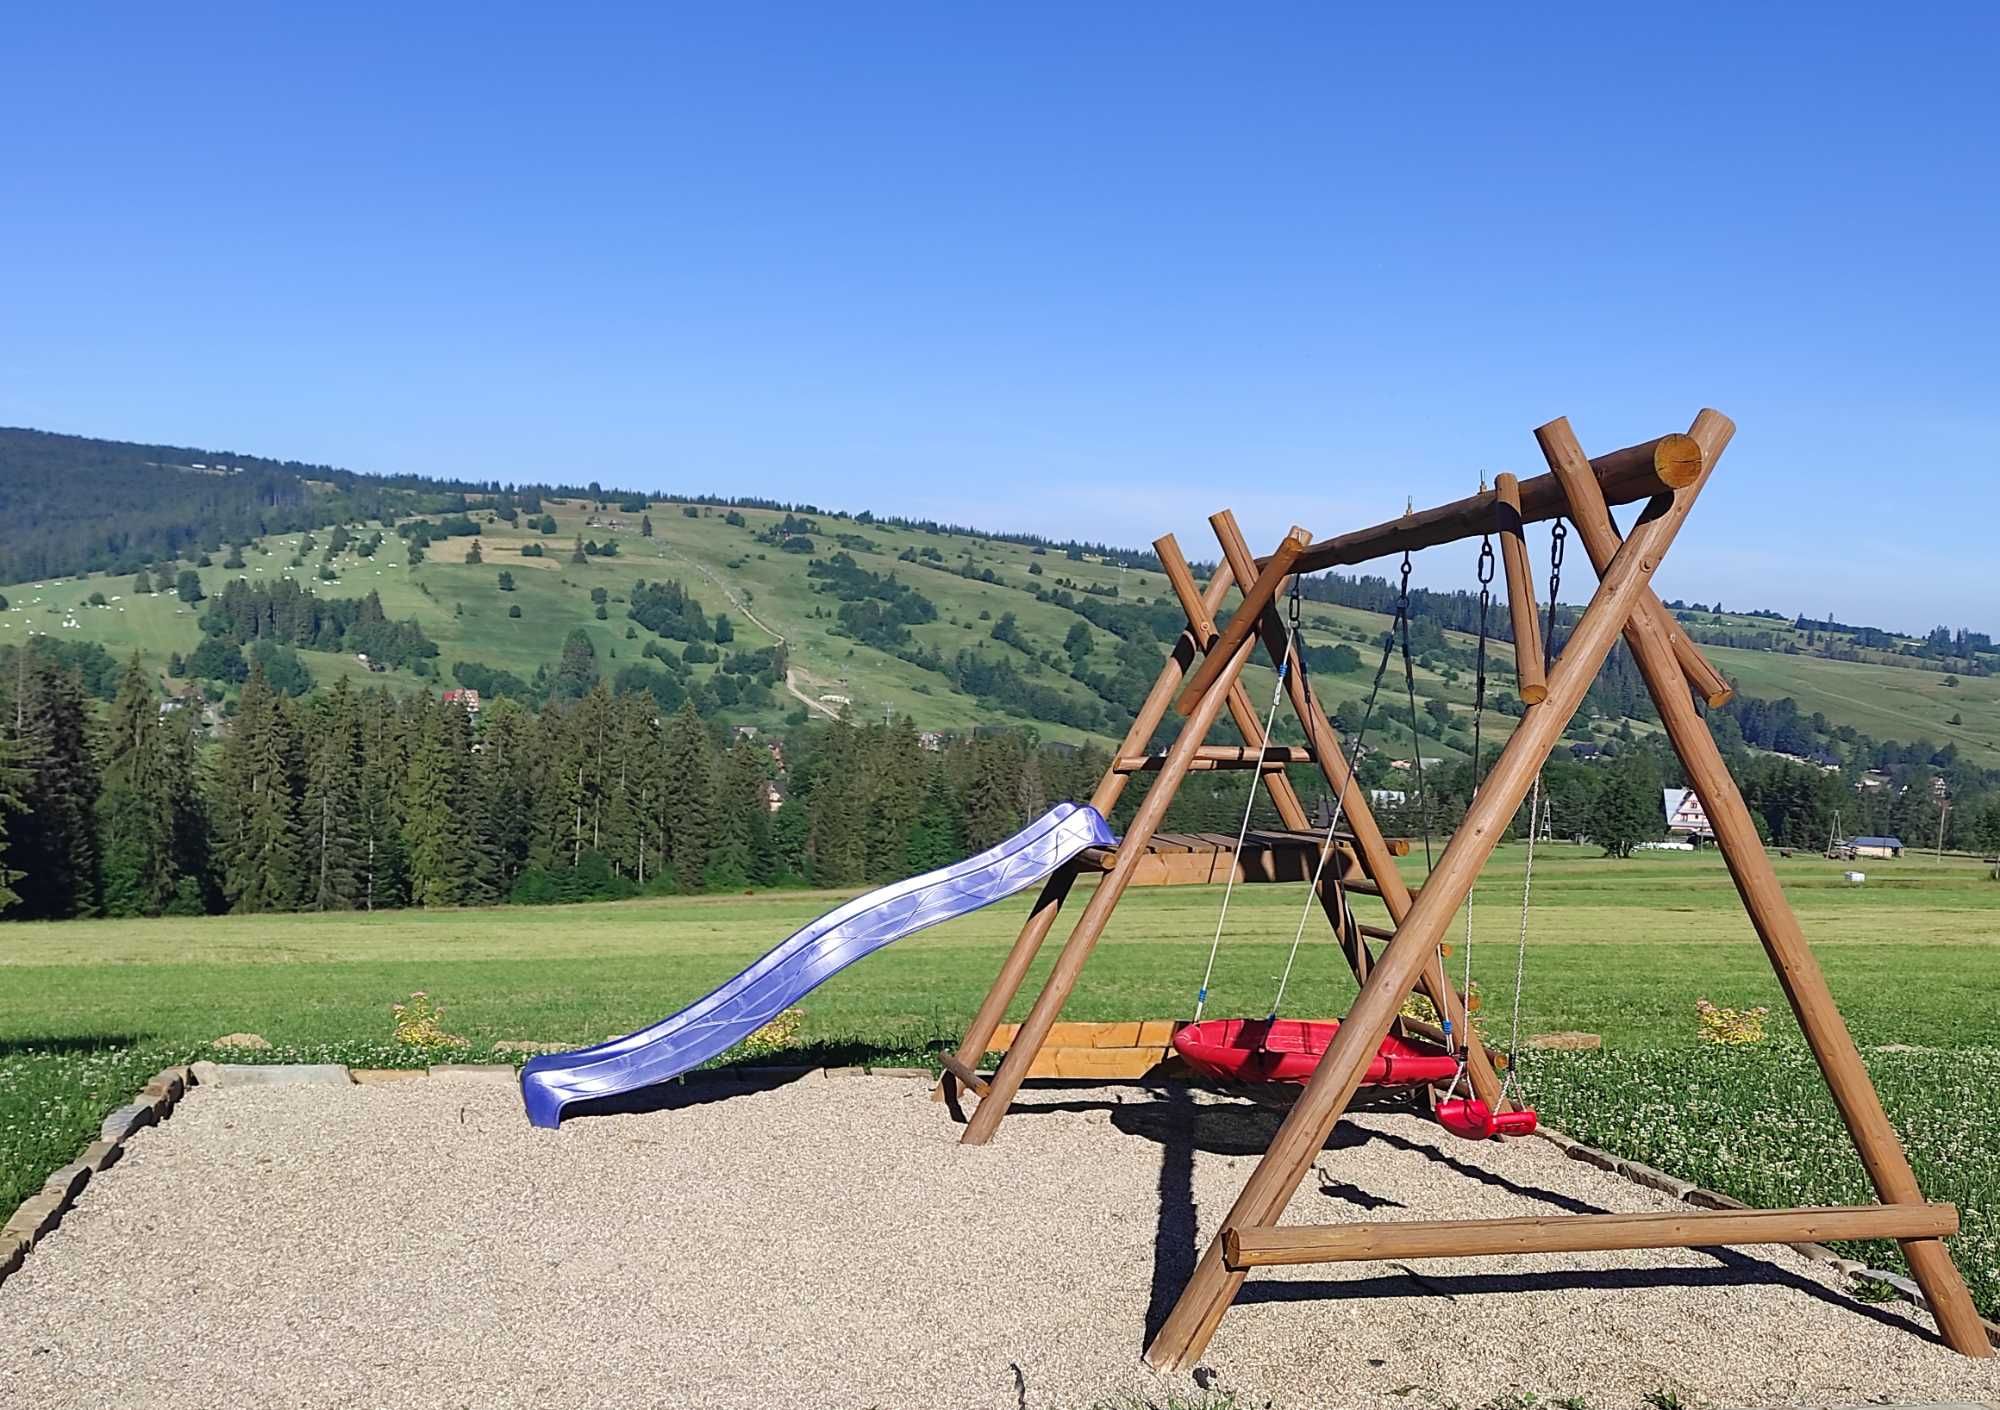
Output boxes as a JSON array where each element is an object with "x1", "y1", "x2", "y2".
[{"x1": 3, "y1": 6, "x2": 1995, "y2": 630}]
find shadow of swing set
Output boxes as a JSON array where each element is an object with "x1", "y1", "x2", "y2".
[{"x1": 933, "y1": 407, "x2": 1992, "y2": 1367}]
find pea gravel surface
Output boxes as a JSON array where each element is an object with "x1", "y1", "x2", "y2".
[{"x1": 2, "y1": 1072, "x2": 1996, "y2": 1410}]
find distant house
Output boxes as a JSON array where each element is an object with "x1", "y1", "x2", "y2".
[
  {"x1": 1662, "y1": 788, "x2": 1713, "y2": 842},
  {"x1": 1858, "y1": 770, "x2": 1892, "y2": 791},
  {"x1": 1367, "y1": 788, "x2": 1407, "y2": 807},
  {"x1": 760, "y1": 779, "x2": 787, "y2": 813},
  {"x1": 917, "y1": 730, "x2": 947, "y2": 752},
  {"x1": 442, "y1": 687, "x2": 481, "y2": 716},
  {"x1": 1850, "y1": 835, "x2": 1904, "y2": 859},
  {"x1": 733, "y1": 725, "x2": 759, "y2": 742},
  {"x1": 1570, "y1": 743, "x2": 1603, "y2": 761}
]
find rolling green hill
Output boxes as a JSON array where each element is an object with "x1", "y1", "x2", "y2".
[{"x1": 3, "y1": 428, "x2": 1996, "y2": 770}]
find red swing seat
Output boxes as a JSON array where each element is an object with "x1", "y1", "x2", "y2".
[
  {"x1": 1172, "y1": 1017, "x2": 1540, "y2": 1139},
  {"x1": 1173, "y1": 1017, "x2": 1459, "y2": 1087}
]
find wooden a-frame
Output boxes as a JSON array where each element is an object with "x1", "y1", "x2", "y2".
[{"x1": 936, "y1": 407, "x2": 1992, "y2": 1362}]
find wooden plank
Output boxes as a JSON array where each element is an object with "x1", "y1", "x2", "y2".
[
  {"x1": 1176, "y1": 526, "x2": 1312, "y2": 714},
  {"x1": 1223, "y1": 1204, "x2": 1960, "y2": 1269},
  {"x1": 1283, "y1": 432, "x2": 1701, "y2": 573},
  {"x1": 1114, "y1": 745, "x2": 1314, "y2": 773}
]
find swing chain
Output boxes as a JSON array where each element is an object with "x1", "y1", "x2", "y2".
[{"x1": 1543, "y1": 521, "x2": 1567, "y2": 673}]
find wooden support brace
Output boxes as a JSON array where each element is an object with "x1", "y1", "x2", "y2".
[
  {"x1": 1492, "y1": 472, "x2": 1548, "y2": 705},
  {"x1": 1537, "y1": 411, "x2": 1992, "y2": 1359},
  {"x1": 936, "y1": 1054, "x2": 991, "y2": 1098},
  {"x1": 1175, "y1": 527, "x2": 1311, "y2": 714},
  {"x1": 1146, "y1": 422, "x2": 1715, "y2": 1372},
  {"x1": 1223, "y1": 1203, "x2": 1960, "y2": 1269}
]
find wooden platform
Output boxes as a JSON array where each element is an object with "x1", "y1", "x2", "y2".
[
  {"x1": 982, "y1": 1019, "x2": 1185, "y2": 1079},
  {"x1": 1076, "y1": 829, "x2": 1410, "y2": 887}
]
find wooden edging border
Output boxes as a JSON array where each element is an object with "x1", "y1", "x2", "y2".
[
  {"x1": 1532, "y1": 1123, "x2": 2000, "y2": 1350},
  {"x1": 6, "y1": 1065, "x2": 1995, "y2": 1354}
]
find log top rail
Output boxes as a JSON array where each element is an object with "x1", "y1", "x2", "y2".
[{"x1": 1265, "y1": 428, "x2": 1702, "y2": 574}]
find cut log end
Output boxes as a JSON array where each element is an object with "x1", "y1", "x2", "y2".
[
  {"x1": 1705, "y1": 685, "x2": 1735, "y2": 708},
  {"x1": 1654, "y1": 432, "x2": 1704, "y2": 489},
  {"x1": 1519, "y1": 684, "x2": 1549, "y2": 705}
]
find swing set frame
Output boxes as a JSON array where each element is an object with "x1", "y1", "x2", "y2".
[{"x1": 934, "y1": 407, "x2": 1993, "y2": 1364}]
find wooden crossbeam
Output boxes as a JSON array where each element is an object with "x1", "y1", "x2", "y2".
[
  {"x1": 1175, "y1": 526, "x2": 1310, "y2": 714},
  {"x1": 1113, "y1": 745, "x2": 1314, "y2": 773},
  {"x1": 1222, "y1": 1204, "x2": 1960, "y2": 1269}
]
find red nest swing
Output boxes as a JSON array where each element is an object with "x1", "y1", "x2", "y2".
[{"x1": 1173, "y1": 1017, "x2": 1537, "y2": 1140}]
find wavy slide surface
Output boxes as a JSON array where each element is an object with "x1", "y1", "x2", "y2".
[{"x1": 521, "y1": 802, "x2": 1114, "y2": 1127}]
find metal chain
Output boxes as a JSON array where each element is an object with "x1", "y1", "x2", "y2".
[{"x1": 1543, "y1": 520, "x2": 1567, "y2": 674}]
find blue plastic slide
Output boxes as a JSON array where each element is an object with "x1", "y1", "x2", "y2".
[{"x1": 520, "y1": 801, "x2": 1115, "y2": 1127}]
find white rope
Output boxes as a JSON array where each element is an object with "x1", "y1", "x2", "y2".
[
  {"x1": 1193, "y1": 662, "x2": 1289, "y2": 1022},
  {"x1": 1268, "y1": 769, "x2": 1351, "y2": 1017},
  {"x1": 1498, "y1": 774, "x2": 1542, "y2": 1102}
]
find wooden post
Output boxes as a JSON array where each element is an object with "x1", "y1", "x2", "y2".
[
  {"x1": 1146, "y1": 454, "x2": 1711, "y2": 1371},
  {"x1": 939, "y1": 560, "x2": 1237, "y2": 1098},
  {"x1": 958, "y1": 530, "x2": 1312, "y2": 1146},
  {"x1": 1208, "y1": 511, "x2": 1508, "y2": 1111},
  {"x1": 1492, "y1": 472, "x2": 1547, "y2": 705},
  {"x1": 1175, "y1": 527, "x2": 1310, "y2": 714},
  {"x1": 1537, "y1": 413, "x2": 1992, "y2": 1358}
]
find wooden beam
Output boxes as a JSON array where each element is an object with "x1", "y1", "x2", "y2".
[
  {"x1": 1146, "y1": 425, "x2": 1716, "y2": 1372},
  {"x1": 1534, "y1": 417, "x2": 1734, "y2": 707},
  {"x1": 1493, "y1": 472, "x2": 1548, "y2": 705},
  {"x1": 1114, "y1": 745, "x2": 1315, "y2": 773},
  {"x1": 1283, "y1": 432, "x2": 1700, "y2": 573},
  {"x1": 1540, "y1": 411, "x2": 1992, "y2": 1359},
  {"x1": 1175, "y1": 526, "x2": 1311, "y2": 714},
  {"x1": 1223, "y1": 1203, "x2": 1960, "y2": 1269},
  {"x1": 936, "y1": 1054, "x2": 991, "y2": 1099}
]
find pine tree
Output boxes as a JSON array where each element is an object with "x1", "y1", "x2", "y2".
[
  {"x1": 662, "y1": 701, "x2": 714, "y2": 891},
  {"x1": 355, "y1": 686, "x2": 409, "y2": 910},
  {"x1": 571, "y1": 534, "x2": 588, "y2": 565},
  {"x1": 300, "y1": 679, "x2": 363, "y2": 909},
  {"x1": 466, "y1": 539, "x2": 483, "y2": 565},
  {"x1": 960, "y1": 735, "x2": 1026, "y2": 851},
  {"x1": 217, "y1": 664, "x2": 305, "y2": 911},
  {"x1": 132, "y1": 570, "x2": 154, "y2": 595},
  {"x1": 806, "y1": 717, "x2": 868, "y2": 885},
  {"x1": 100, "y1": 656, "x2": 177, "y2": 916},
  {"x1": 707, "y1": 739, "x2": 769, "y2": 888},
  {"x1": 1585, "y1": 751, "x2": 1662, "y2": 858},
  {"x1": 4, "y1": 648, "x2": 103, "y2": 918},
  {"x1": 476, "y1": 699, "x2": 539, "y2": 893},
  {"x1": 904, "y1": 762, "x2": 962, "y2": 874},
  {"x1": 640, "y1": 513, "x2": 654, "y2": 538},
  {"x1": 402, "y1": 699, "x2": 473, "y2": 907}
]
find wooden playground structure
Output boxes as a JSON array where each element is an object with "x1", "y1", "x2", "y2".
[{"x1": 935, "y1": 408, "x2": 1992, "y2": 1365}]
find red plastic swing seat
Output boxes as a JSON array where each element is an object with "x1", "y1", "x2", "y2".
[{"x1": 1172, "y1": 1017, "x2": 1460, "y2": 1087}]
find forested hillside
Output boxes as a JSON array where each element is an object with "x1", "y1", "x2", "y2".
[{"x1": 1, "y1": 423, "x2": 1998, "y2": 925}]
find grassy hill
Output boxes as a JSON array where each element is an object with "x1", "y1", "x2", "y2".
[{"x1": 2, "y1": 430, "x2": 1996, "y2": 768}]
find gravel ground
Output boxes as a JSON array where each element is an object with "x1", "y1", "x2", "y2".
[{"x1": 2, "y1": 1073, "x2": 1996, "y2": 1410}]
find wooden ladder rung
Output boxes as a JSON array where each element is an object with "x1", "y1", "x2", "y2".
[
  {"x1": 1113, "y1": 745, "x2": 1315, "y2": 774},
  {"x1": 1222, "y1": 1202, "x2": 1960, "y2": 1270}
]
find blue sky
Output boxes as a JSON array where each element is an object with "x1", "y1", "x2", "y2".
[{"x1": 3, "y1": 5, "x2": 1995, "y2": 630}]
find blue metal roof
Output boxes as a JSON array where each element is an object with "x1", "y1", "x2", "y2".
[{"x1": 1851, "y1": 836, "x2": 1902, "y2": 848}]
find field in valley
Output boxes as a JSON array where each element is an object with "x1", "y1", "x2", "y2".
[{"x1": 4, "y1": 843, "x2": 1997, "y2": 1316}]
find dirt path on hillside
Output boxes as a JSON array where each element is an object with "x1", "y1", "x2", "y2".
[{"x1": 654, "y1": 543, "x2": 840, "y2": 719}]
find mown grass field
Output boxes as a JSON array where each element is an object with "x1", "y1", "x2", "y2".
[{"x1": 3, "y1": 843, "x2": 1997, "y2": 1317}]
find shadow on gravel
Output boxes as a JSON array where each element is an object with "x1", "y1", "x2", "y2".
[
  {"x1": 1000, "y1": 1087, "x2": 1942, "y2": 1350},
  {"x1": 560, "y1": 1069, "x2": 809, "y2": 1122},
  {"x1": 1235, "y1": 1256, "x2": 1941, "y2": 1343}
]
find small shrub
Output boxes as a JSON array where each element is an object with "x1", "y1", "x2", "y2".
[
  {"x1": 1695, "y1": 998, "x2": 1769, "y2": 1045},
  {"x1": 391, "y1": 992, "x2": 467, "y2": 1049},
  {"x1": 736, "y1": 1008, "x2": 804, "y2": 1058}
]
